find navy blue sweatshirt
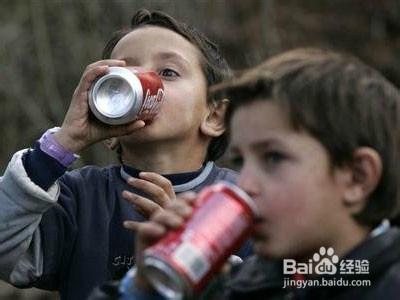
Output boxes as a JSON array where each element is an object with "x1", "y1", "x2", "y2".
[{"x1": 17, "y1": 143, "x2": 251, "y2": 300}]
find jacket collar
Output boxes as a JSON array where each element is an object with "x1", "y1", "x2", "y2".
[
  {"x1": 119, "y1": 162, "x2": 214, "y2": 193},
  {"x1": 227, "y1": 227, "x2": 400, "y2": 294}
]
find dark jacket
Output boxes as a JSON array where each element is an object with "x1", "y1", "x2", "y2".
[
  {"x1": 37, "y1": 163, "x2": 242, "y2": 300},
  {"x1": 223, "y1": 227, "x2": 400, "y2": 300}
]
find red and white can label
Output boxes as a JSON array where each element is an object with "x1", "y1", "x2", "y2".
[{"x1": 144, "y1": 182, "x2": 257, "y2": 293}]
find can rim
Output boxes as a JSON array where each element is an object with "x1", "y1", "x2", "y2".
[
  {"x1": 215, "y1": 180, "x2": 259, "y2": 217},
  {"x1": 143, "y1": 255, "x2": 190, "y2": 300},
  {"x1": 91, "y1": 67, "x2": 143, "y2": 118}
]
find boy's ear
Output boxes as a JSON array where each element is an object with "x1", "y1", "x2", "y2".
[
  {"x1": 200, "y1": 99, "x2": 229, "y2": 138},
  {"x1": 103, "y1": 138, "x2": 119, "y2": 150},
  {"x1": 342, "y1": 147, "x2": 382, "y2": 210}
]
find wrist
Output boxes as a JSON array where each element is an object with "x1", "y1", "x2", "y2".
[
  {"x1": 53, "y1": 127, "x2": 85, "y2": 153},
  {"x1": 39, "y1": 128, "x2": 80, "y2": 167}
]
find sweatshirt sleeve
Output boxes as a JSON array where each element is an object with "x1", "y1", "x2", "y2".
[
  {"x1": 22, "y1": 141, "x2": 67, "y2": 190},
  {"x1": 0, "y1": 149, "x2": 61, "y2": 286}
]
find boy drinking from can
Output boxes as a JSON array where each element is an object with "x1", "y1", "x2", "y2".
[
  {"x1": 105, "y1": 48, "x2": 400, "y2": 299},
  {"x1": 0, "y1": 9, "x2": 252, "y2": 300}
]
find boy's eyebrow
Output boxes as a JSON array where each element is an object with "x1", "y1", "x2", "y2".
[
  {"x1": 252, "y1": 139, "x2": 285, "y2": 150},
  {"x1": 154, "y1": 51, "x2": 191, "y2": 67},
  {"x1": 230, "y1": 138, "x2": 285, "y2": 152},
  {"x1": 116, "y1": 51, "x2": 191, "y2": 69}
]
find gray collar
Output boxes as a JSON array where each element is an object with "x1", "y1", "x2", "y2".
[
  {"x1": 119, "y1": 161, "x2": 214, "y2": 193},
  {"x1": 370, "y1": 219, "x2": 390, "y2": 238}
]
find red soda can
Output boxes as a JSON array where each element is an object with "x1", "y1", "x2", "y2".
[
  {"x1": 88, "y1": 66, "x2": 165, "y2": 125},
  {"x1": 143, "y1": 181, "x2": 258, "y2": 299}
]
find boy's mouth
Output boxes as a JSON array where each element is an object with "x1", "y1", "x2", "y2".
[
  {"x1": 252, "y1": 217, "x2": 266, "y2": 236},
  {"x1": 254, "y1": 216, "x2": 265, "y2": 225}
]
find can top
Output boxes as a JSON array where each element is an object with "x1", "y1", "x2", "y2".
[
  {"x1": 214, "y1": 181, "x2": 259, "y2": 217},
  {"x1": 143, "y1": 256, "x2": 190, "y2": 300},
  {"x1": 90, "y1": 67, "x2": 143, "y2": 118}
]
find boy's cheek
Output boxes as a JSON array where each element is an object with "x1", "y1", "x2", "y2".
[{"x1": 258, "y1": 195, "x2": 308, "y2": 232}]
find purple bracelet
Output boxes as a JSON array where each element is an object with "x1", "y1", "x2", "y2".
[{"x1": 39, "y1": 128, "x2": 78, "y2": 167}]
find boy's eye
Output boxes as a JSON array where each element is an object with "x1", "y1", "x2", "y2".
[
  {"x1": 229, "y1": 155, "x2": 244, "y2": 169},
  {"x1": 261, "y1": 151, "x2": 286, "y2": 168},
  {"x1": 159, "y1": 68, "x2": 179, "y2": 78}
]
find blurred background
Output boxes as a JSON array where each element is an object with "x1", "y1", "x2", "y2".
[{"x1": 0, "y1": 0, "x2": 399, "y2": 299}]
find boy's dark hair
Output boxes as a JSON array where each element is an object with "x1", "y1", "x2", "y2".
[
  {"x1": 211, "y1": 48, "x2": 400, "y2": 227},
  {"x1": 102, "y1": 9, "x2": 232, "y2": 162}
]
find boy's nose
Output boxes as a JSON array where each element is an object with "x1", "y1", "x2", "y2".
[{"x1": 236, "y1": 168, "x2": 260, "y2": 198}]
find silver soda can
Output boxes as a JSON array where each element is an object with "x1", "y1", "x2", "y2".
[
  {"x1": 88, "y1": 66, "x2": 165, "y2": 125},
  {"x1": 143, "y1": 181, "x2": 258, "y2": 299}
]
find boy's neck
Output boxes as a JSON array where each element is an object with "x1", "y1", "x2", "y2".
[
  {"x1": 329, "y1": 223, "x2": 371, "y2": 258},
  {"x1": 120, "y1": 140, "x2": 207, "y2": 174},
  {"x1": 297, "y1": 221, "x2": 371, "y2": 264}
]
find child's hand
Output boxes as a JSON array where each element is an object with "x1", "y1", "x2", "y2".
[
  {"x1": 122, "y1": 172, "x2": 176, "y2": 218},
  {"x1": 125, "y1": 192, "x2": 196, "y2": 291},
  {"x1": 53, "y1": 60, "x2": 146, "y2": 153}
]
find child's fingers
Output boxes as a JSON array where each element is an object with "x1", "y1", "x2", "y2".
[
  {"x1": 122, "y1": 191, "x2": 161, "y2": 217},
  {"x1": 164, "y1": 201, "x2": 193, "y2": 219},
  {"x1": 128, "y1": 221, "x2": 166, "y2": 244},
  {"x1": 123, "y1": 220, "x2": 141, "y2": 231},
  {"x1": 73, "y1": 59, "x2": 126, "y2": 101},
  {"x1": 139, "y1": 172, "x2": 175, "y2": 200},
  {"x1": 150, "y1": 210, "x2": 185, "y2": 229},
  {"x1": 126, "y1": 177, "x2": 174, "y2": 207},
  {"x1": 75, "y1": 65, "x2": 108, "y2": 96},
  {"x1": 177, "y1": 191, "x2": 197, "y2": 205}
]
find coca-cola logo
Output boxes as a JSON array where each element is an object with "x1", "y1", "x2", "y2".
[{"x1": 140, "y1": 88, "x2": 165, "y2": 114}]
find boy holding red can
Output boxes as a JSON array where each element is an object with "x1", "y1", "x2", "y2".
[
  {"x1": 96, "y1": 48, "x2": 400, "y2": 299},
  {"x1": 0, "y1": 9, "x2": 252, "y2": 300}
]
